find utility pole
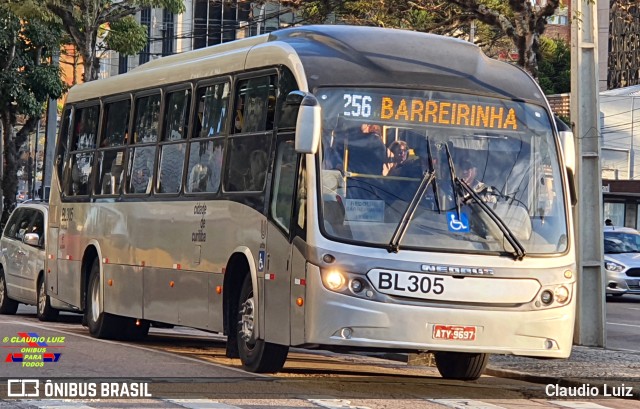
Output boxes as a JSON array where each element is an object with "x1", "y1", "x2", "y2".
[
  {"x1": 43, "y1": 51, "x2": 59, "y2": 200},
  {"x1": 571, "y1": 0, "x2": 605, "y2": 346}
]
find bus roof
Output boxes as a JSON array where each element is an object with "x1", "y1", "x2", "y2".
[{"x1": 66, "y1": 25, "x2": 544, "y2": 105}]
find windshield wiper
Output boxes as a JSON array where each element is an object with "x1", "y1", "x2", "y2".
[
  {"x1": 444, "y1": 144, "x2": 526, "y2": 261},
  {"x1": 387, "y1": 137, "x2": 439, "y2": 253}
]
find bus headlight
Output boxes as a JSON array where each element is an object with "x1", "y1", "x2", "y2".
[
  {"x1": 324, "y1": 270, "x2": 346, "y2": 291},
  {"x1": 555, "y1": 286, "x2": 570, "y2": 304}
]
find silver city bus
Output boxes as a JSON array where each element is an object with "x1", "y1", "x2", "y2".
[{"x1": 46, "y1": 25, "x2": 576, "y2": 380}]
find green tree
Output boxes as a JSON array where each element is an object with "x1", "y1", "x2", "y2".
[
  {"x1": 45, "y1": 0, "x2": 185, "y2": 82},
  {"x1": 538, "y1": 36, "x2": 571, "y2": 95},
  {"x1": 284, "y1": 0, "x2": 563, "y2": 78},
  {"x1": 0, "y1": 4, "x2": 65, "y2": 222}
]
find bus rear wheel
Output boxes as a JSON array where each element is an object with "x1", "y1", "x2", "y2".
[
  {"x1": 85, "y1": 259, "x2": 120, "y2": 339},
  {"x1": 434, "y1": 351, "x2": 489, "y2": 381},
  {"x1": 237, "y1": 275, "x2": 288, "y2": 373}
]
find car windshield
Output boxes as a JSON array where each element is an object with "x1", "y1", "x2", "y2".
[
  {"x1": 604, "y1": 232, "x2": 640, "y2": 253},
  {"x1": 317, "y1": 87, "x2": 568, "y2": 255}
]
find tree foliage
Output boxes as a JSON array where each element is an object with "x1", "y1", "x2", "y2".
[
  {"x1": 45, "y1": 0, "x2": 186, "y2": 82},
  {"x1": 283, "y1": 0, "x2": 563, "y2": 78},
  {"x1": 0, "y1": 4, "x2": 65, "y2": 222},
  {"x1": 538, "y1": 36, "x2": 570, "y2": 95}
]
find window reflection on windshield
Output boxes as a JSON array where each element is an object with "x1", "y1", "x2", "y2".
[
  {"x1": 317, "y1": 88, "x2": 568, "y2": 255},
  {"x1": 605, "y1": 232, "x2": 640, "y2": 253}
]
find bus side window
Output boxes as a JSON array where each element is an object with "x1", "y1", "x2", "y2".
[
  {"x1": 96, "y1": 99, "x2": 130, "y2": 196},
  {"x1": 64, "y1": 105, "x2": 99, "y2": 197},
  {"x1": 194, "y1": 82, "x2": 229, "y2": 138},
  {"x1": 270, "y1": 140, "x2": 297, "y2": 232},
  {"x1": 55, "y1": 108, "x2": 72, "y2": 190},
  {"x1": 276, "y1": 68, "x2": 299, "y2": 129}
]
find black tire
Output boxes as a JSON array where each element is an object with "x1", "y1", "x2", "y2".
[
  {"x1": 0, "y1": 269, "x2": 18, "y2": 315},
  {"x1": 85, "y1": 259, "x2": 120, "y2": 339},
  {"x1": 434, "y1": 351, "x2": 489, "y2": 381},
  {"x1": 237, "y1": 275, "x2": 288, "y2": 373},
  {"x1": 37, "y1": 276, "x2": 59, "y2": 322}
]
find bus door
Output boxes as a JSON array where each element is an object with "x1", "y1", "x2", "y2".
[{"x1": 264, "y1": 135, "x2": 302, "y2": 345}]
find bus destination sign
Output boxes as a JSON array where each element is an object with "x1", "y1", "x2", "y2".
[{"x1": 341, "y1": 92, "x2": 520, "y2": 131}]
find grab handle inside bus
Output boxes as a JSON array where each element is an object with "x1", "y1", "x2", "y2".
[{"x1": 289, "y1": 91, "x2": 321, "y2": 154}]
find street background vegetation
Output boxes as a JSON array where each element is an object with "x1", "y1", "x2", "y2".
[{"x1": 0, "y1": 0, "x2": 569, "y2": 223}]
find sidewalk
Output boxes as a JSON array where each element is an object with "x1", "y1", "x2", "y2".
[{"x1": 485, "y1": 345, "x2": 640, "y2": 398}]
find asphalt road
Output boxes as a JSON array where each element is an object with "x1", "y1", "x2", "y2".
[
  {"x1": 606, "y1": 293, "x2": 640, "y2": 351},
  {"x1": 0, "y1": 305, "x2": 638, "y2": 409}
]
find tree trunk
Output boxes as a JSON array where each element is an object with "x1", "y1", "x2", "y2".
[{"x1": 0, "y1": 110, "x2": 17, "y2": 226}]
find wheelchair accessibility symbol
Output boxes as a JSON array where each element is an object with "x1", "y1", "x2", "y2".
[{"x1": 447, "y1": 211, "x2": 469, "y2": 232}]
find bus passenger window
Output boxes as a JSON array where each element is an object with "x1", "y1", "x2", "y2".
[
  {"x1": 157, "y1": 143, "x2": 186, "y2": 194},
  {"x1": 187, "y1": 140, "x2": 223, "y2": 193},
  {"x1": 67, "y1": 153, "x2": 94, "y2": 196},
  {"x1": 132, "y1": 93, "x2": 160, "y2": 143},
  {"x1": 234, "y1": 75, "x2": 276, "y2": 134},
  {"x1": 163, "y1": 89, "x2": 191, "y2": 141},
  {"x1": 195, "y1": 82, "x2": 229, "y2": 138},
  {"x1": 126, "y1": 146, "x2": 155, "y2": 194}
]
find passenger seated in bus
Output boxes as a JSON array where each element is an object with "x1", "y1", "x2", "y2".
[
  {"x1": 188, "y1": 160, "x2": 211, "y2": 192},
  {"x1": 346, "y1": 124, "x2": 386, "y2": 175},
  {"x1": 131, "y1": 165, "x2": 151, "y2": 194},
  {"x1": 234, "y1": 97, "x2": 244, "y2": 132},
  {"x1": 387, "y1": 140, "x2": 421, "y2": 178},
  {"x1": 249, "y1": 149, "x2": 268, "y2": 191}
]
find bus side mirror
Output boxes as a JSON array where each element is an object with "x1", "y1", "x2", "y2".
[
  {"x1": 555, "y1": 116, "x2": 577, "y2": 206},
  {"x1": 555, "y1": 116, "x2": 575, "y2": 173},
  {"x1": 288, "y1": 91, "x2": 321, "y2": 154}
]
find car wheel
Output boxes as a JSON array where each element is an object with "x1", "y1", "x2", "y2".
[
  {"x1": 237, "y1": 274, "x2": 288, "y2": 373},
  {"x1": 0, "y1": 269, "x2": 18, "y2": 315},
  {"x1": 37, "y1": 277, "x2": 59, "y2": 322}
]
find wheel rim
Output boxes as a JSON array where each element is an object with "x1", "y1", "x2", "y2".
[
  {"x1": 38, "y1": 280, "x2": 46, "y2": 314},
  {"x1": 90, "y1": 275, "x2": 100, "y2": 323},
  {"x1": 239, "y1": 294, "x2": 256, "y2": 346}
]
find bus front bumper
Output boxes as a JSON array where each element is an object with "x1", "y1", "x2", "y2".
[{"x1": 304, "y1": 266, "x2": 575, "y2": 358}]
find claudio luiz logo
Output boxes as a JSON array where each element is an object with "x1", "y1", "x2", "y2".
[{"x1": 3, "y1": 332, "x2": 64, "y2": 368}]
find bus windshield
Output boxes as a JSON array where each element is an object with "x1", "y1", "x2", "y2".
[{"x1": 317, "y1": 87, "x2": 568, "y2": 255}]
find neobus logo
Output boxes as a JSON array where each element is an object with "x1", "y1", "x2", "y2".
[{"x1": 421, "y1": 264, "x2": 494, "y2": 275}]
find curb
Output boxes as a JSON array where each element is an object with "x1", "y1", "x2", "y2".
[{"x1": 485, "y1": 367, "x2": 640, "y2": 400}]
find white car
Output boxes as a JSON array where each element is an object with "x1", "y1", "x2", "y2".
[
  {"x1": 604, "y1": 226, "x2": 640, "y2": 297},
  {"x1": 0, "y1": 202, "x2": 58, "y2": 320}
]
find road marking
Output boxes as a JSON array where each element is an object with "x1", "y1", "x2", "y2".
[
  {"x1": 549, "y1": 401, "x2": 612, "y2": 409},
  {"x1": 309, "y1": 399, "x2": 372, "y2": 409},
  {"x1": 428, "y1": 399, "x2": 506, "y2": 409},
  {"x1": 21, "y1": 401, "x2": 95, "y2": 409},
  {"x1": 606, "y1": 321, "x2": 640, "y2": 329},
  {"x1": 4, "y1": 320, "x2": 266, "y2": 377},
  {"x1": 165, "y1": 399, "x2": 241, "y2": 408}
]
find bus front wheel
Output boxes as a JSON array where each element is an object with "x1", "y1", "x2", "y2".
[
  {"x1": 434, "y1": 351, "x2": 489, "y2": 381},
  {"x1": 237, "y1": 275, "x2": 288, "y2": 373},
  {"x1": 85, "y1": 259, "x2": 119, "y2": 339}
]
